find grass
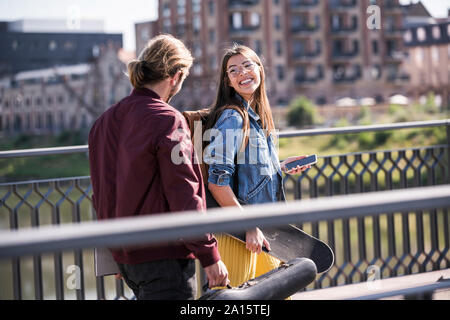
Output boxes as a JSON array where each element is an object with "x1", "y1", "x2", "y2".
[{"x1": 0, "y1": 130, "x2": 89, "y2": 183}]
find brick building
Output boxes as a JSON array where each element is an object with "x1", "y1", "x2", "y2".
[{"x1": 135, "y1": 0, "x2": 410, "y2": 110}]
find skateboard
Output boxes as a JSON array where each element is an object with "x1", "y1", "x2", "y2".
[
  {"x1": 205, "y1": 188, "x2": 334, "y2": 274},
  {"x1": 227, "y1": 224, "x2": 334, "y2": 274},
  {"x1": 199, "y1": 257, "x2": 317, "y2": 300}
]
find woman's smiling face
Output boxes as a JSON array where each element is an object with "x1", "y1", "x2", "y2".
[{"x1": 226, "y1": 54, "x2": 261, "y2": 101}]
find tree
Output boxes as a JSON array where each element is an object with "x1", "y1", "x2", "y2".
[{"x1": 287, "y1": 96, "x2": 320, "y2": 128}]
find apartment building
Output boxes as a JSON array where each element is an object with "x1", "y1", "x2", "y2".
[
  {"x1": 0, "y1": 44, "x2": 133, "y2": 136},
  {"x1": 136, "y1": 0, "x2": 409, "y2": 110},
  {"x1": 403, "y1": 20, "x2": 450, "y2": 109}
]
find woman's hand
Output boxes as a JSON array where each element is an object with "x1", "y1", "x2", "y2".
[
  {"x1": 246, "y1": 228, "x2": 271, "y2": 254},
  {"x1": 280, "y1": 155, "x2": 312, "y2": 175}
]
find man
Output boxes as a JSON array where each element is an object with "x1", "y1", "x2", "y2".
[{"x1": 88, "y1": 34, "x2": 229, "y2": 300}]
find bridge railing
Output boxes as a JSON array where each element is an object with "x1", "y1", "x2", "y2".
[
  {"x1": 0, "y1": 185, "x2": 449, "y2": 300},
  {"x1": 0, "y1": 119, "x2": 449, "y2": 300}
]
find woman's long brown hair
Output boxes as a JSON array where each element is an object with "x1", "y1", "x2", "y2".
[{"x1": 205, "y1": 44, "x2": 276, "y2": 148}]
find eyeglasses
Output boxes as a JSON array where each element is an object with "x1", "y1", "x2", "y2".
[{"x1": 227, "y1": 62, "x2": 257, "y2": 77}]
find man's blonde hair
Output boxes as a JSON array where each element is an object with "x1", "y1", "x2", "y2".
[{"x1": 127, "y1": 34, "x2": 194, "y2": 89}]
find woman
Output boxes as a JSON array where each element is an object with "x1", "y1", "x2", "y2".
[{"x1": 203, "y1": 44, "x2": 310, "y2": 287}]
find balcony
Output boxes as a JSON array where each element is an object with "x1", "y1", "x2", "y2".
[
  {"x1": 291, "y1": 24, "x2": 320, "y2": 34},
  {"x1": 384, "y1": 25, "x2": 406, "y2": 36},
  {"x1": 332, "y1": 48, "x2": 359, "y2": 60},
  {"x1": 228, "y1": 0, "x2": 259, "y2": 8},
  {"x1": 229, "y1": 25, "x2": 260, "y2": 35},
  {"x1": 384, "y1": 0, "x2": 403, "y2": 12},
  {"x1": 331, "y1": 16, "x2": 358, "y2": 34},
  {"x1": 329, "y1": 0, "x2": 357, "y2": 10},
  {"x1": 293, "y1": 49, "x2": 322, "y2": 61},
  {"x1": 387, "y1": 72, "x2": 411, "y2": 84},
  {"x1": 333, "y1": 65, "x2": 362, "y2": 83},
  {"x1": 385, "y1": 50, "x2": 407, "y2": 62},
  {"x1": 294, "y1": 65, "x2": 324, "y2": 84},
  {"x1": 289, "y1": 0, "x2": 319, "y2": 9}
]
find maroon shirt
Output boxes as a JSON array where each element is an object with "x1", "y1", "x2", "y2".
[{"x1": 88, "y1": 88, "x2": 220, "y2": 267}]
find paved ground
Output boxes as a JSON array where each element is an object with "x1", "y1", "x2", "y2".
[{"x1": 292, "y1": 269, "x2": 450, "y2": 300}]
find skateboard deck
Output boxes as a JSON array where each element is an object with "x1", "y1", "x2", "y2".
[{"x1": 227, "y1": 224, "x2": 334, "y2": 274}]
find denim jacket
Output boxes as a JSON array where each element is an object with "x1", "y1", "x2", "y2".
[{"x1": 204, "y1": 95, "x2": 286, "y2": 205}]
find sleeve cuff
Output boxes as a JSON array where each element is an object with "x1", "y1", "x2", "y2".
[
  {"x1": 208, "y1": 166, "x2": 233, "y2": 186},
  {"x1": 196, "y1": 246, "x2": 221, "y2": 268}
]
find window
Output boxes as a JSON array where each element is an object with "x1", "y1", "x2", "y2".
[
  {"x1": 431, "y1": 46, "x2": 439, "y2": 65},
  {"x1": 210, "y1": 56, "x2": 217, "y2": 70},
  {"x1": 275, "y1": 40, "x2": 282, "y2": 56},
  {"x1": 432, "y1": 26, "x2": 441, "y2": 39},
  {"x1": 163, "y1": 2, "x2": 171, "y2": 17},
  {"x1": 192, "y1": 0, "x2": 201, "y2": 13},
  {"x1": 274, "y1": 15, "x2": 281, "y2": 30},
  {"x1": 193, "y1": 63, "x2": 203, "y2": 76},
  {"x1": 250, "y1": 13, "x2": 260, "y2": 27},
  {"x1": 231, "y1": 12, "x2": 242, "y2": 29},
  {"x1": 295, "y1": 65, "x2": 306, "y2": 82},
  {"x1": 255, "y1": 40, "x2": 262, "y2": 55},
  {"x1": 293, "y1": 40, "x2": 305, "y2": 56},
  {"x1": 332, "y1": 15, "x2": 340, "y2": 29},
  {"x1": 49, "y1": 40, "x2": 57, "y2": 51},
  {"x1": 26, "y1": 114, "x2": 31, "y2": 130},
  {"x1": 193, "y1": 15, "x2": 201, "y2": 32},
  {"x1": 403, "y1": 30, "x2": 412, "y2": 43},
  {"x1": 193, "y1": 41, "x2": 202, "y2": 57},
  {"x1": 316, "y1": 65, "x2": 324, "y2": 79},
  {"x1": 63, "y1": 41, "x2": 76, "y2": 50},
  {"x1": 208, "y1": 0, "x2": 215, "y2": 15},
  {"x1": 46, "y1": 113, "x2": 53, "y2": 130},
  {"x1": 291, "y1": 15, "x2": 303, "y2": 30},
  {"x1": 209, "y1": 29, "x2": 216, "y2": 43},
  {"x1": 315, "y1": 40, "x2": 322, "y2": 54},
  {"x1": 277, "y1": 65, "x2": 284, "y2": 81},
  {"x1": 417, "y1": 27, "x2": 426, "y2": 42},
  {"x1": 415, "y1": 48, "x2": 424, "y2": 67},
  {"x1": 140, "y1": 28, "x2": 149, "y2": 41},
  {"x1": 14, "y1": 115, "x2": 21, "y2": 133},
  {"x1": 177, "y1": 0, "x2": 186, "y2": 15},
  {"x1": 36, "y1": 113, "x2": 43, "y2": 129}
]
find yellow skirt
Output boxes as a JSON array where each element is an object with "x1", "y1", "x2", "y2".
[
  {"x1": 195, "y1": 234, "x2": 292, "y2": 299},
  {"x1": 216, "y1": 234, "x2": 283, "y2": 287}
]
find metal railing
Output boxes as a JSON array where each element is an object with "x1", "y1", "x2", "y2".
[
  {"x1": 1, "y1": 185, "x2": 449, "y2": 300},
  {"x1": 0, "y1": 119, "x2": 449, "y2": 300}
]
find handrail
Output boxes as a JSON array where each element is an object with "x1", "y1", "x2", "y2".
[
  {"x1": 0, "y1": 185, "x2": 449, "y2": 259},
  {"x1": 0, "y1": 119, "x2": 448, "y2": 159},
  {"x1": 279, "y1": 119, "x2": 450, "y2": 138}
]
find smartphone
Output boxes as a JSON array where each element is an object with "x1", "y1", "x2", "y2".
[{"x1": 285, "y1": 154, "x2": 318, "y2": 171}]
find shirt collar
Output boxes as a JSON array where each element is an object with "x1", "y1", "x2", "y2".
[
  {"x1": 235, "y1": 93, "x2": 260, "y2": 122},
  {"x1": 132, "y1": 87, "x2": 162, "y2": 101}
]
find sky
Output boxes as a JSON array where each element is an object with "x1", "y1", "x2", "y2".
[{"x1": 0, "y1": 0, "x2": 448, "y2": 52}]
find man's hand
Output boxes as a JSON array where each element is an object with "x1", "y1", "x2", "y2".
[
  {"x1": 204, "y1": 260, "x2": 229, "y2": 288},
  {"x1": 246, "y1": 227, "x2": 271, "y2": 255}
]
